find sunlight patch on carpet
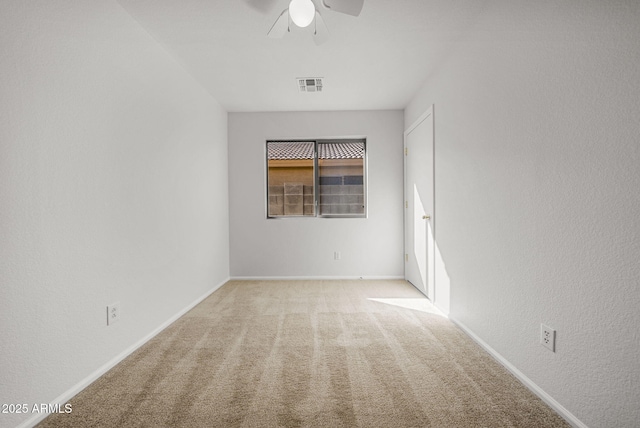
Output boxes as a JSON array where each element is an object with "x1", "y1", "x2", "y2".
[{"x1": 367, "y1": 297, "x2": 446, "y2": 316}]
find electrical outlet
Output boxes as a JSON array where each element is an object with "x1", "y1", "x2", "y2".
[
  {"x1": 334, "y1": 251, "x2": 341, "y2": 260},
  {"x1": 107, "y1": 302, "x2": 121, "y2": 326},
  {"x1": 540, "y1": 324, "x2": 555, "y2": 352}
]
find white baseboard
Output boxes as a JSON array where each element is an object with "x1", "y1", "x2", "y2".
[
  {"x1": 449, "y1": 317, "x2": 588, "y2": 428},
  {"x1": 230, "y1": 275, "x2": 405, "y2": 281},
  {"x1": 18, "y1": 277, "x2": 229, "y2": 428}
]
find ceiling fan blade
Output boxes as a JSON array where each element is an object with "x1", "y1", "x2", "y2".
[
  {"x1": 321, "y1": 0, "x2": 364, "y2": 17},
  {"x1": 244, "y1": 0, "x2": 279, "y2": 14},
  {"x1": 267, "y1": 9, "x2": 289, "y2": 38},
  {"x1": 313, "y1": 11, "x2": 329, "y2": 46}
]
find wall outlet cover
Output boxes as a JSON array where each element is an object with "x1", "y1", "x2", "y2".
[
  {"x1": 540, "y1": 323, "x2": 556, "y2": 352},
  {"x1": 107, "y1": 302, "x2": 121, "y2": 326}
]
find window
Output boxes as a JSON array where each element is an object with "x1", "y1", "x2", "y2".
[{"x1": 267, "y1": 139, "x2": 366, "y2": 218}]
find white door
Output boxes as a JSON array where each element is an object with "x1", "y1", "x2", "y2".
[{"x1": 404, "y1": 107, "x2": 435, "y2": 299}]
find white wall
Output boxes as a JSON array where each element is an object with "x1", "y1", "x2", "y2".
[
  {"x1": 0, "y1": 2, "x2": 229, "y2": 427},
  {"x1": 405, "y1": 1, "x2": 640, "y2": 427},
  {"x1": 228, "y1": 111, "x2": 404, "y2": 278}
]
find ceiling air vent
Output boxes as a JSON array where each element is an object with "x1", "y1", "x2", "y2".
[{"x1": 297, "y1": 77, "x2": 323, "y2": 92}]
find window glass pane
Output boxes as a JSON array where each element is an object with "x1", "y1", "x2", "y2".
[
  {"x1": 267, "y1": 142, "x2": 315, "y2": 217},
  {"x1": 318, "y1": 142, "x2": 365, "y2": 216}
]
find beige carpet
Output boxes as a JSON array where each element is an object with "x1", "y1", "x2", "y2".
[{"x1": 39, "y1": 280, "x2": 569, "y2": 427}]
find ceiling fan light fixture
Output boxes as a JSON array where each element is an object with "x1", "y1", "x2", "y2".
[{"x1": 289, "y1": 0, "x2": 315, "y2": 28}]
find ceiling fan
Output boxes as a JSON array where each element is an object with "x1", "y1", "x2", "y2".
[{"x1": 265, "y1": 0, "x2": 364, "y2": 45}]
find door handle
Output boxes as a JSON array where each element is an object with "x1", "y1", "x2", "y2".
[{"x1": 422, "y1": 215, "x2": 431, "y2": 220}]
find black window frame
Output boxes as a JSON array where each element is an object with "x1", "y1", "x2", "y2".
[{"x1": 266, "y1": 138, "x2": 367, "y2": 219}]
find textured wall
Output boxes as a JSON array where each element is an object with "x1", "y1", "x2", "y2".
[
  {"x1": 0, "y1": 2, "x2": 229, "y2": 427},
  {"x1": 228, "y1": 111, "x2": 404, "y2": 278},
  {"x1": 405, "y1": 1, "x2": 640, "y2": 427}
]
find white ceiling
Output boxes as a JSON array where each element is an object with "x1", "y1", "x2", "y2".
[{"x1": 116, "y1": 0, "x2": 485, "y2": 112}]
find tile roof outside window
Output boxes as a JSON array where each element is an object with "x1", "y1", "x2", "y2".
[
  {"x1": 318, "y1": 142, "x2": 364, "y2": 159},
  {"x1": 268, "y1": 142, "x2": 364, "y2": 160},
  {"x1": 267, "y1": 142, "x2": 314, "y2": 160}
]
